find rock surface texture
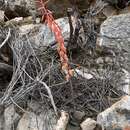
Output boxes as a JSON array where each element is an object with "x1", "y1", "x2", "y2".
[
  {"x1": 97, "y1": 13, "x2": 130, "y2": 52},
  {"x1": 19, "y1": 17, "x2": 70, "y2": 48},
  {"x1": 97, "y1": 13, "x2": 130, "y2": 94},
  {"x1": 81, "y1": 118, "x2": 102, "y2": 130},
  {"x1": 17, "y1": 110, "x2": 56, "y2": 130},
  {"x1": 4, "y1": 105, "x2": 21, "y2": 130},
  {"x1": 97, "y1": 96, "x2": 130, "y2": 130}
]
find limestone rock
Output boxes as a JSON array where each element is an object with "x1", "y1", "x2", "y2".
[
  {"x1": 97, "y1": 13, "x2": 130, "y2": 94},
  {"x1": 97, "y1": 13, "x2": 130, "y2": 61},
  {"x1": 121, "y1": 69, "x2": 130, "y2": 94},
  {"x1": 27, "y1": 100, "x2": 42, "y2": 114},
  {"x1": 4, "y1": 105, "x2": 21, "y2": 130},
  {"x1": 73, "y1": 111, "x2": 85, "y2": 122},
  {"x1": 97, "y1": 96, "x2": 130, "y2": 130},
  {"x1": 97, "y1": 13, "x2": 130, "y2": 51},
  {"x1": 80, "y1": 118, "x2": 102, "y2": 130},
  {"x1": 0, "y1": 10, "x2": 4, "y2": 22},
  {"x1": 17, "y1": 110, "x2": 56, "y2": 130},
  {"x1": 103, "y1": 5, "x2": 117, "y2": 17},
  {"x1": 19, "y1": 17, "x2": 70, "y2": 48}
]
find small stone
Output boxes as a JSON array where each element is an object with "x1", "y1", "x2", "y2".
[
  {"x1": 97, "y1": 13, "x2": 130, "y2": 75},
  {"x1": 4, "y1": 105, "x2": 21, "y2": 130},
  {"x1": 74, "y1": 68, "x2": 93, "y2": 80},
  {"x1": 103, "y1": 5, "x2": 117, "y2": 17},
  {"x1": 96, "y1": 57, "x2": 104, "y2": 64},
  {"x1": 27, "y1": 100, "x2": 42, "y2": 114},
  {"x1": 118, "y1": 6, "x2": 130, "y2": 15},
  {"x1": 35, "y1": 18, "x2": 40, "y2": 24},
  {"x1": 19, "y1": 17, "x2": 70, "y2": 48},
  {"x1": 6, "y1": 17, "x2": 23, "y2": 25},
  {"x1": 80, "y1": 118, "x2": 97, "y2": 130},
  {"x1": 17, "y1": 110, "x2": 56, "y2": 130},
  {"x1": 104, "y1": 57, "x2": 113, "y2": 63},
  {"x1": 0, "y1": 10, "x2": 4, "y2": 22},
  {"x1": 73, "y1": 111, "x2": 85, "y2": 122}
]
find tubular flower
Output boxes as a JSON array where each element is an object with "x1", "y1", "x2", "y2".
[{"x1": 36, "y1": 0, "x2": 73, "y2": 80}]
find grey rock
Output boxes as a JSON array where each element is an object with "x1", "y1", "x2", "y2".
[
  {"x1": 0, "y1": 10, "x2": 4, "y2": 21},
  {"x1": 74, "y1": 67, "x2": 93, "y2": 80},
  {"x1": 19, "y1": 17, "x2": 70, "y2": 48},
  {"x1": 121, "y1": 69, "x2": 130, "y2": 94},
  {"x1": 0, "y1": 0, "x2": 4, "y2": 10},
  {"x1": 104, "y1": 56, "x2": 113, "y2": 64},
  {"x1": 73, "y1": 111, "x2": 85, "y2": 122},
  {"x1": 97, "y1": 13, "x2": 130, "y2": 50},
  {"x1": 4, "y1": 105, "x2": 21, "y2": 130},
  {"x1": 80, "y1": 118, "x2": 101, "y2": 130},
  {"x1": 2, "y1": 0, "x2": 92, "y2": 18},
  {"x1": 5, "y1": 0, "x2": 36, "y2": 13},
  {"x1": 96, "y1": 57, "x2": 104, "y2": 64},
  {"x1": 17, "y1": 109, "x2": 57, "y2": 130},
  {"x1": 27, "y1": 100, "x2": 42, "y2": 114},
  {"x1": 2, "y1": 0, "x2": 67, "y2": 19},
  {"x1": 97, "y1": 13, "x2": 130, "y2": 94},
  {"x1": 97, "y1": 96, "x2": 130, "y2": 130},
  {"x1": 97, "y1": 14, "x2": 130, "y2": 62}
]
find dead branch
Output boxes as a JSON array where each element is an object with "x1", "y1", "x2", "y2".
[{"x1": 0, "y1": 28, "x2": 11, "y2": 49}]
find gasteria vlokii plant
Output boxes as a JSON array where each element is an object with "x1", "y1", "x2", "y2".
[{"x1": 35, "y1": 0, "x2": 73, "y2": 81}]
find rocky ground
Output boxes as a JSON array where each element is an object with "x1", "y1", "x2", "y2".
[{"x1": 0, "y1": 0, "x2": 130, "y2": 130}]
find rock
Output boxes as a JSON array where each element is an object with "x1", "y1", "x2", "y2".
[
  {"x1": 96, "y1": 57, "x2": 104, "y2": 64},
  {"x1": 17, "y1": 100, "x2": 56, "y2": 130},
  {"x1": 103, "y1": 0, "x2": 129, "y2": 9},
  {"x1": 4, "y1": 105, "x2": 21, "y2": 130},
  {"x1": 97, "y1": 13, "x2": 130, "y2": 52},
  {"x1": 103, "y1": 5, "x2": 130, "y2": 17},
  {"x1": 2, "y1": 0, "x2": 61, "y2": 19},
  {"x1": 0, "y1": 10, "x2": 4, "y2": 22},
  {"x1": 55, "y1": 111, "x2": 69, "y2": 130},
  {"x1": 97, "y1": 14, "x2": 130, "y2": 67},
  {"x1": 17, "y1": 110, "x2": 57, "y2": 130},
  {"x1": 73, "y1": 111, "x2": 85, "y2": 122},
  {"x1": 97, "y1": 13, "x2": 130, "y2": 94},
  {"x1": 27, "y1": 100, "x2": 42, "y2": 114},
  {"x1": 104, "y1": 56, "x2": 113, "y2": 64},
  {"x1": 6, "y1": 17, "x2": 24, "y2": 25},
  {"x1": 119, "y1": 6, "x2": 130, "y2": 14},
  {"x1": 74, "y1": 68, "x2": 93, "y2": 80},
  {"x1": 103, "y1": 5, "x2": 117, "y2": 17},
  {"x1": 121, "y1": 69, "x2": 130, "y2": 94},
  {"x1": 4, "y1": 0, "x2": 35, "y2": 19},
  {"x1": 19, "y1": 17, "x2": 70, "y2": 48},
  {"x1": 97, "y1": 96, "x2": 130, "y2": 130},
  {"x1": 80, "y1": 118, "x2": 102, "y2": 130}
]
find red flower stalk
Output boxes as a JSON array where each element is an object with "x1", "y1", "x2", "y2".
[{"x1": 36, "y1": 0, "x2": 73, "y2": 80}]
